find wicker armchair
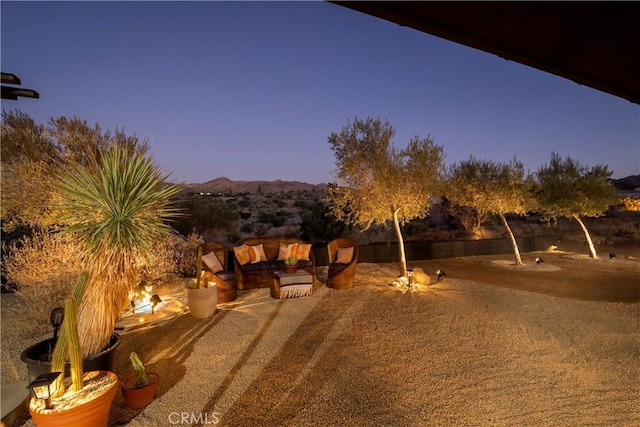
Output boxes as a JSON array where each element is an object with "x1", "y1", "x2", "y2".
[
  {"x1": 326, "y1": 238, "x2": 359, "y2": 289},
  {"x1": 199, "y1": 242, "x2": 237, "y2": 303}
]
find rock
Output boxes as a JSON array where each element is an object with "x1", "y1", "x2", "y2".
[
  {"x1": 390, "y1": 277, "x2": 409, "y2": 289},
  {"x1": 411, "y1": 283, "x2": 430, "y2": 292},
  {"x1": 412, "y1": 268, "x2": 431, "y2": 285}
]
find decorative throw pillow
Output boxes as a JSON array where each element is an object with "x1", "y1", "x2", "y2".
[
  {"x1": 249, "y1": 244, "x2": 268, "y2": 264},
  {"x1": 277, "y1": 243, "x2": 299, "y2": 260},
  {"x1": 336, "y1": 246, "x2": 354, "y2": 264},
  {"x1": 233, "y1": 244, "x2": 251, "y2": 266},
  {"x1": 296, "y1": 243, "x2": 312, "y2": 261},
  {"x1": 202, "y1": 251, "x2": 224, "y2": 273}
]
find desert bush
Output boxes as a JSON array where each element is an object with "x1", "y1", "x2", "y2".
[
  {"x1": 254, "y1": 223, "x2": 269, "y2": 237},
  {"x1": 240, "y1": 222, "x2": 254, "y2": 233},
  {"x1": 227, "y1": 230, "x2": 242, "y2": 244},
  {"x1": 139, "y1": 231, "x2": 203, "y2": 283},
  {"x1": 4, "y1": 230, "x2": 83, "y2": 294},
  {"x1": 621, "y1": 197, "x2": 640, "y2": 212},
  {"x1": 3, "y1": 230, "x2": 84, "y2": 324},
  {"x1": 257, "y1": 212, "x2": 285, "y2": 227},
  {"x1": 293, "y1": 200, "x2": 311, "y2": 209},
  {"x1": 300, "y1": 201, "x2": 351, "y2": 242}
]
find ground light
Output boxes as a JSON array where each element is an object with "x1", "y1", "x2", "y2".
[
  {"x1": 26, "y1": 372, "x2": 62, "y2": 409},
  {"x1": 150, "y1": 294, "x2": 162, "y2": 314}
]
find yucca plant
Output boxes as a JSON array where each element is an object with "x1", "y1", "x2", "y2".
[{"x1": 55, "y1": 146, "x2": 181, "y2": 356}]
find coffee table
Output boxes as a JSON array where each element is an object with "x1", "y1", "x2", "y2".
[{"x1": 271, "y1": 270, "x2": 313, "y2": 299}]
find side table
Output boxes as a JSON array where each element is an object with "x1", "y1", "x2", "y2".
[{"x1": 271, "y1": 270, "x2": 313, "y2": 299}]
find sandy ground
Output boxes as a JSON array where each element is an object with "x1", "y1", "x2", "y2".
[{"x1": 7, "y1": 242, "x2": 640, "y2": 426}]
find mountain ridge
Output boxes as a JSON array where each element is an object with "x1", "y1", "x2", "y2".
[
  {"x1": 177, "y1": 177, "x2": 328, "y2": 195},
  {"x1": 176, "y1": 175, "x2": 639, "y2": 195}
]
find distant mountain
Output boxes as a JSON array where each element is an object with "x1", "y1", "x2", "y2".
[
  {"x1": 612, "y1": 175, "x2": 640, "y2": 191},
  {"x1": 177, "y1": 177, "x2": 328, "y2": 195}
]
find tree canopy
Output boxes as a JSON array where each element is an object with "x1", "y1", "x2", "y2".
[
  {"x1": 447, "y1": 156, "x2": 534, "y2": 265},
  {"x1": 327, "y1": 117, "x2": 446, "y2": 276},
  {"x1": 534, "y1": 152, "x2": 618, "y2": 258}
]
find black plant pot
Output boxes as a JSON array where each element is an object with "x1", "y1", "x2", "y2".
[{"x1": 20, "y1": 333, "x2": 120, "y2": 383}]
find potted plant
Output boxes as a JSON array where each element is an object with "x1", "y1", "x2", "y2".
[
  {"x1": 186, "y1": 245, "x2": 218, "y2": 319},
  {"x1": 120, "y1": 352, "x2": 159, "y2": 410},
  {"x1": 24, "y1": 146, "x2": 179, "y2": 425},
  {"x1": 284, "y1": 256, "x2": 298, "y2": 273},
  {"x1": 28, "y1": 274, "x2": 119, "y2": 427}
]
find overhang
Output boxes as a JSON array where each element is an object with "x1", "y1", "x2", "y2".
[{"x1": 331, "y1": 2, "x2": 640, "y2": 105}]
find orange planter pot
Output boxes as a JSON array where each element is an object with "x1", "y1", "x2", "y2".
[
  {"x1": 29, "y1": 371, "x2": 118, "y2": 427},
  {"x1": 121, "y1": 372, "x2": 159, "y2": 409}
]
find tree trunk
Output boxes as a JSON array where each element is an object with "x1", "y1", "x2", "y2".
[
  {"x1": 498, "y1": 211, "x2": 523, "y2": 265},
  {"x1": 574, "y1": 214, "x2": 598, "y2": 259},
  {"x1": 392, "y1": 209, "x2": 408, "y2": 277}
]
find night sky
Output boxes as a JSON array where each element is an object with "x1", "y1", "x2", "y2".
[{"x1": 2, "y1": 1, "x2": 638, "y2": 184}]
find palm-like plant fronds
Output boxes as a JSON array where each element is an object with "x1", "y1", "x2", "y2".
[{"x1": 56, "y1": 147, "x2": 181, "y2": 355}]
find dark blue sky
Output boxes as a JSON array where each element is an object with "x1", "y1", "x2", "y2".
[{"x1": 2, "y1": 1, "x2": 638, "y2": 184}]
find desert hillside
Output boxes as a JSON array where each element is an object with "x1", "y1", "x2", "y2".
[{"x1": 177, "y1": 177, "x2": 328, "y2": 196}]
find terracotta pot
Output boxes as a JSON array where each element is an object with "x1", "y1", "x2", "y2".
[
  {"x1": 283, "y1": 265, "x2": 297, "y2": 274},
  {"x1": 121, "y1": 372, "x2": 159, "y2": 409},
  {"x1": 186, "y1": 285, "x2": 217, "y2": 319},
  {"x1": 29, "y1": 370, "x2": 118, "y2": 427}
]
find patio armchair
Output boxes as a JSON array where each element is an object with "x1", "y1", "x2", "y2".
[
  {"x1": 326, "y1": 238, "x2": 359, "y2": 289},
  {"x1": 199, "y1": 242, "x2": 237, "y2": 303}
]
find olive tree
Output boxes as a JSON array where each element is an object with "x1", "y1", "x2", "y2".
[
  {"x1": 447, "y1": 156, "x2": 534, "y2": 265},
  {"x1": 327, "y1": 117, "x2": 446, "y2": 277},
  {"x1": 533, "y1": 152, "x2": 619, "y2": 259}
]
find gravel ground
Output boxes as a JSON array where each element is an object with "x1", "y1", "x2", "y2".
[{"x1": 7, "y1": 243, "x2": 640, "y2": 426}]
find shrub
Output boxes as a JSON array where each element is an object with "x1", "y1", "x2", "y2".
[
  {"x1": 138, "y1": 231, "x2": 203, "y2": 283},
  {"x1": 4, "y1": 230, "x2": 83, "y2": 298},
  {"x1": 2, "y1": 230, "x2": 84, "y2": 335},
  {"x1": 227, "y1": 230, "x2": 242, "y2": 244},
  {"x1": 254, "y1": 223, "x2": 269, "y2": 237},
  {"x1": 240, "y1": 223, "x2": 254, "y2": 233}
]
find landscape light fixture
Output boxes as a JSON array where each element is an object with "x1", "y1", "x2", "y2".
[
  {"x1": 436, "y1": 269, "x2": 446, "y2": 281},
  {"x1": 536, "y1": 257, "x2": 544, "y2": 265},
  {"x1": 150, "y1": 294, "x2": 162, "y2": 314},
  {"x1": 50, "y1": 307, "x2": 64, "y2": 339},
  {"x1": 27, "y1": 372, "x2": 62, "y2": 409}
]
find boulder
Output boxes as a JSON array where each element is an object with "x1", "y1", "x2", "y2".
[{"x1": 412, "y1": 268, "x2": 431, "y2": 286}]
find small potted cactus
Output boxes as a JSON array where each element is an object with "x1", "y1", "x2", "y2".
[
  {"x1": 121, "y1": 352, "x2": 159, "y2": 410},
  {"x1": 284, "y1": 256, "x2": 298, "y2": 273}
]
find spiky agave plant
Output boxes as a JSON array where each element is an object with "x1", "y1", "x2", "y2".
[{"x1": 56, "y1": 146, "x2": 181, "y2": 356}]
